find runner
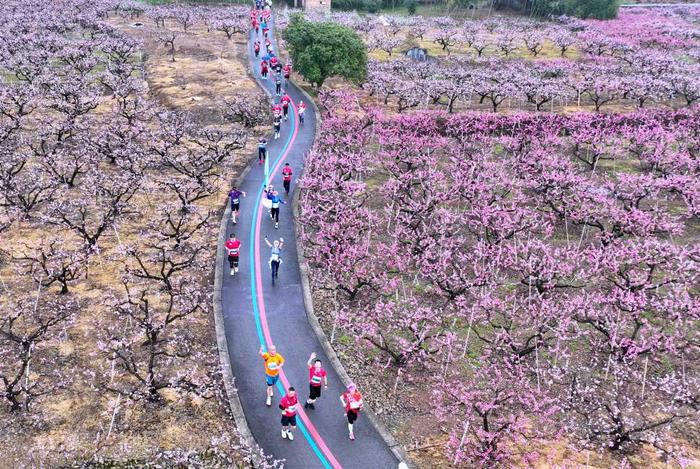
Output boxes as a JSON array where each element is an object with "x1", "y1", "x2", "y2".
[
  {"x1": 273, "y1": 114, "x2": 281, "y2": 140},
  {"x1": 274, "y1": 60, "x2": 283, "y2": 76},
  {"x1": 281, "y1": 162, "x2": 293, "y2": 195},
  {"x1": 265, "y1": 38, "x2": 272, "y2": 54},
  {"x1": 304, "y1": 352, "x2": 328, "y2": 410},
  {"x1": 272, "y1": 102, "x2": 282, "y2": 119},
  {"x1": 251, "y1": 15, "x2": 259, "y2": 34},
  {"x1": 254, "y1": 40, "x2": 260, "y2": 58},
  {"x1": 298, "y1": 99, "x2": 306, "y2": 125},
  {"x1": 279, "y1": 387, "x2": 299, "y2": 441},
  {"x1": 270, "y1": 54, "x2": 278, "y2": 69},
  {"x1": 264, "y1": 235, "x2": 283, "y2": 285},
  {"x1": 224, "y1": 233, "x2": 241, "y2": 276},
  {"x1": 260, "y1": 59, "x2": 268, "y2": 80},
  {"x1": 264, "y1": 187, "x2": 286, "y2": 228},
  {"x1": 228, "y1": 186, "x2": 246, "y2": 224},
  {"x1": 282, "y1": 62, "x2": 291, "y2": 84},
  {"x1": 275, "y1": 75, "x2": 282, "y2": 97},
  {"x1": 341, "y1": 383, "x2": 364, "y2": 440},
  {"x1": 258, "y1": 136, "x2": 267, "y2": 165},
  {"x1": 259, "y1": 344, "x2": 285, "y2": 406},
  {"x1": 281, "y1": 93, "x2": 291, "y2": 121}
]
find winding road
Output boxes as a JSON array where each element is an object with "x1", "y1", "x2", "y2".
[{"x1": 218, "y1": 8, "x2": 402, "y2": 469}]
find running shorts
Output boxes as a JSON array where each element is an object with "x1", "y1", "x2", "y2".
[
  {"x1": 232, "y1": 202, "x2": 240, "y2": 211},
  {"x1": 347, "y1": 409, "x2": 358, "y2": 423},
  {"x1": 309, "y1": 383, "x2": 322, "y2": 400},
  {"x1": 281, "y1": 415, "x2": 297, "y2": 427},
  {"x1": 266, "y1": 374, "x2": 279, "y2": 386}
]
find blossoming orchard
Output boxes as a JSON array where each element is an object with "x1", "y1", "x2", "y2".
[{"x1": 0, "y1": 0, "x2": 698, "y2": 467}]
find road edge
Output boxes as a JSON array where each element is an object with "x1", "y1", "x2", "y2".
[
  {"x1": 213, "y1": 162, "x2": 261, "y2": 462},
  {"x1": 212, "y1": 47, "x2": 276, "y2": 463},
  {"x1": 292, "y1": 86, "x2": 416, "y2": 469}
]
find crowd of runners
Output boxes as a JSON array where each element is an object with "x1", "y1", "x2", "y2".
[
  {"x1": 260, "y1": 345, "x2": 365, "y2": 441},
  {"x1": 222, "y1": 0, "x2": 369, "y2": 451}
]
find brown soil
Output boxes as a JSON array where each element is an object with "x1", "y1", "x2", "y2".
[{"x1": 0, "y1": 11, "x2": 264, "y2": 467}]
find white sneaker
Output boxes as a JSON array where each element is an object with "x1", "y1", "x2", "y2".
[
  {"x1": 287, "y1": 431, "x2": 294, "y2": 441},
  {"x1": 349, "y1": 432, "x2": 355, "y2": 440},
  {"x1": 281, "y1": 430, "x2": 287, "y2": 439},
  {"x1": 266, "y1": 396, "x2": 271, "y2": 406},
  {"x1": 275, "y1": 223, "x2": 278, "y2": 229},
  {"x1": 230, "y1": 270, "x2": 234, "y2": 276},
  {"x1": 235, "y1": 267, "x2": 239, "y2": 272}
]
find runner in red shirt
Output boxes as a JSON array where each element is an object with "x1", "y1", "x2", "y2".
[
  {"x1": 224, "y1": 233, "x2": 241, "y2": 276},
  {"x1": 279, "y1": 387, "x2": 299, "y2": 441},
  {"x1": 304, "y1": 352, "x2": 328, "y2": 410},
  {"x1": 270, "y1": 55, "x2": 278, "y2": 69},
  {"x1": 341, "y1": 383, "x2": 364, "y2": 440},
  {"x1": 272, "y1": 103, "x2": 282, "y2": 119},
  {"x1": 253, "y1": 40, "x2": 260, "y2": 59},
  {"x1": 260, "y1": 60, "x2": 268, "y2": 80},
  {"x1": 282, "y1": 63, "x2": 291, "y2": 84},
  {"x1": 281, "y1": 163, "x2": 293, "y2": 195},
  {"x1": 280, "y1": 93, "x2": 291, "y2": 121}
]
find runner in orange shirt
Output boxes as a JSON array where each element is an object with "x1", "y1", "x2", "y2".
[{"x1": 259, "y1": 344, "x2": 285, "y2": 406}]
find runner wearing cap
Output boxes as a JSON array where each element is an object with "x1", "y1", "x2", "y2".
[
  {"x1": 304, "y1": 352, "x2": 328, "y2": 410},
  {"x1": 341, "y1": 383, "x2": 364, "y2": 440},
  {"x1": 259, "y1": 344, "x2": 285, "y2": 406},
  {"x1": 263, "y1": 187, "x2": 286, "y2": 228}
]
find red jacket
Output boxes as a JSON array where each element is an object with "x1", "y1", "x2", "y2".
[{"x1": 282, "y1": 166, "x2": 293, "y2": 182}]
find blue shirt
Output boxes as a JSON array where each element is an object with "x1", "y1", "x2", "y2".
[{"x1": 267, "y1": 193, "x2": 284, "y2": 208}]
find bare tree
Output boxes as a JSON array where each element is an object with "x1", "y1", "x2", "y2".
[{"x1": 0, "y1": 295, "x2": 77, "y2": 411}]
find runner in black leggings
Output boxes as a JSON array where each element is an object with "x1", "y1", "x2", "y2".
[{"x1": 264, "y1": 236, "x2": 284, "y2": 285}]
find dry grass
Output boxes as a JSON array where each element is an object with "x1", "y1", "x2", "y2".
[
  {"x1": 111, "y1": 16, "x2": 257, "y2": 123},
  {"x1": 0, "y1": 11, "x2": 262, "y2": 467}
]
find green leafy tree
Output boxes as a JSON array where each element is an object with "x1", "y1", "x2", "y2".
[
  {"x1": 530, "y1": 0, "x2": 619, "y2": 19},
  {"x1": 282, "y1": 15, "x2": 367, "y2": 88},
  {"x1": 404, "y1": 0, "x2": 418, "y2": 15}
]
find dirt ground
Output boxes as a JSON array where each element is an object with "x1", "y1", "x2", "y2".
[{"x1": 0, "y1": 10, "x2": 265, "y2": 467}]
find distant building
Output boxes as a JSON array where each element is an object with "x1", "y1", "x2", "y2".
[{"x1": 305, "y1": 0, "x2": 331, "y2": 11}]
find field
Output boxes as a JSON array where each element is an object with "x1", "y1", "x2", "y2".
[
  {"x1": 286, "y1": 5, "x2": 700, "y2": 468},
  {"x1": 0, "y1": 1, "x2": 266, "y2": 466}
]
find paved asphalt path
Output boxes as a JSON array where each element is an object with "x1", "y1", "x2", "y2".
[{"x1": 219, "y1": 9, "x2": 401, "y2": 469}]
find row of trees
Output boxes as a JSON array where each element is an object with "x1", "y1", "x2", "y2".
[
  {"x1": 1, "y1": 0, "x2": 276, "y2": 466},
  {"x1": 364, "y1": 54, "x2": 700, "y2": 113},
  {"x1": 297, "y1": 6, "x2": 700, "y2": 54},
  {"x1": 298, "y1": 90, "x2": 699, "y2": 467}
]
